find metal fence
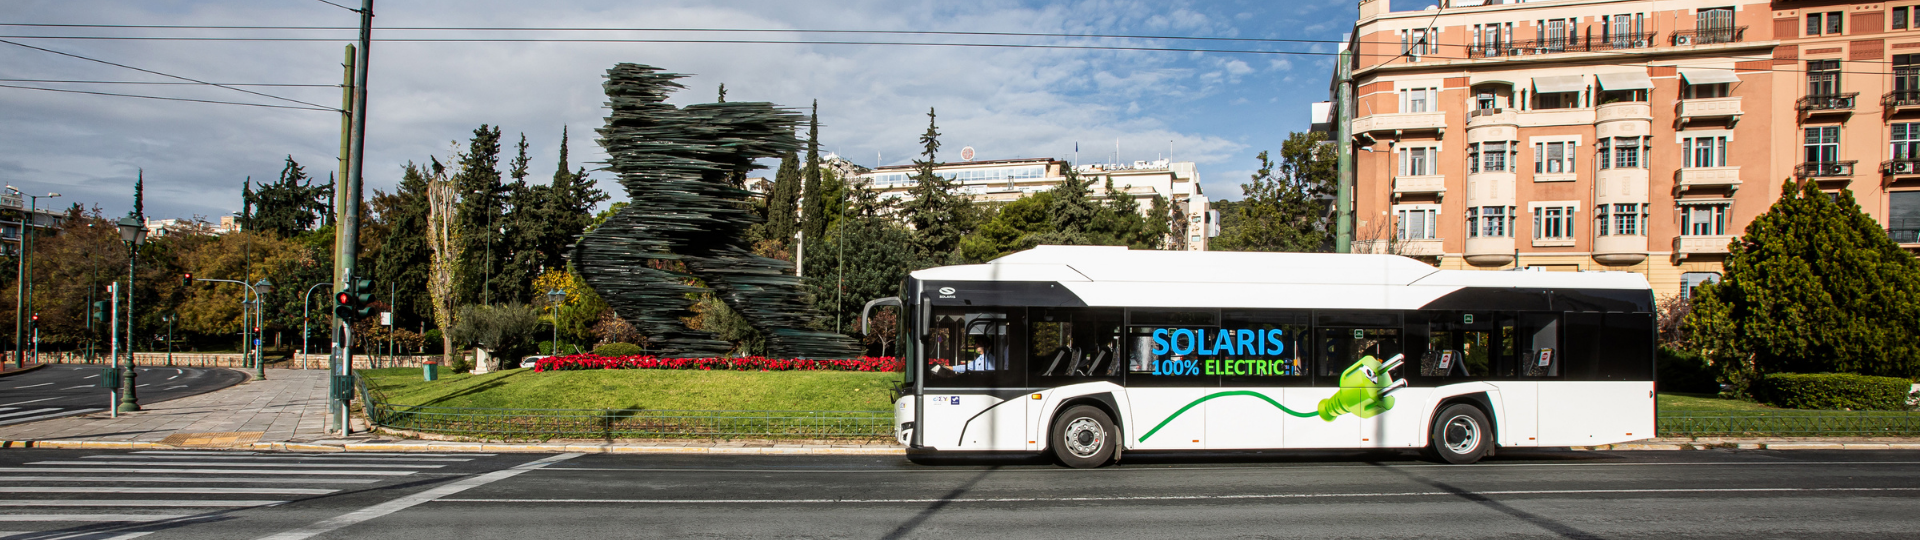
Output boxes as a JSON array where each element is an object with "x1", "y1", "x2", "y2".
[
  {"x1": 354, "y1": 372, "x2": 893, "y2": 441},
  {"x1": 1659, "y1": 412, "x2": 1920, "y2": 438}
]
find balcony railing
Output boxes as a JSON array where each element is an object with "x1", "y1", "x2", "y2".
[
  {"x1": 1795, "y1": 160, "x2": 1858, "y2": 178},
  {"x1": 1464, "y1": 32, "x2": 1658, "y2": 59},
  {"x1": 1884, "y1": 158, "x2": 1920, "y2": 176},
  {"x1": 1889, "y1": 219, "x2": 1920, "y2": 244},
  {"x1": 1884, "y1": 90, "x2": 1920, "y2": 110},
  {"x1": 1669, "y1": 26, "x2": 1746, "y2": 46},
  {"x1": 1796, "y1": 93, "x2": 1859, "y2": 113}
]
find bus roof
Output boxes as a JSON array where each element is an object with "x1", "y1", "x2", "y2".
[{"x1": 914, "y1": 246, "x2": 1649, "y2": 290}]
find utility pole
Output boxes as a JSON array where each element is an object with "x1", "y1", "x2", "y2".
[
  {"x1": 1334, "y1": 46, "x2": 1355, "y2": 254},
  {"x1": 330, "y1": 0, "x2": 373, "y2": 436}
]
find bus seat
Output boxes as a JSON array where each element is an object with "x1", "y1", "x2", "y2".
[
  {"x1": 1104, "y1": 348, "x2": 1124, "y2": 376},
  {"x1": 1080, "y1": 349, "x2": 1108, "y2": 376},
  {"x1": 1041, "y1": 349, "x2": 1069, "y2": 376},
  {"x1": 1060, "y1": 348, "x2": 1086, "y2": 376}
]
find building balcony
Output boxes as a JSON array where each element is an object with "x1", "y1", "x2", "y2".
[
  {"x1": 1515, "y1": 108, "x2": 1596, "y2": 127},
  {"x1": 1352, "y1": 111, "x2": 1446, "y2": 135},
  {"x1": 1670, "y1": 26, "x2": 1747, "y2": 46},
  {"x1": 1595, "y1": 102, "x2": 1652, "y2": 122},
  {"x1": 1796, "y1": 93, "x2": 1858, "y2": 116},
  {"x1": 1392, "y1": 175, "x2": 1446, "y2": 196},
  {"x1": 1593, "y1": 235, "x2": 1648, "y2": 265},
  {"x1": 1357, "y1": 238, "x2": 1443, "y2": 257},
  {"x1": 1676, "y1": 97, "x2": 1743, "y2": 127},
  {"x1": 1674, "y1": 235, "x2": 1735, "y2": 260},
  {"x1": 1466, "y1": 108, "x2": 1515, "y2": 128},
  {"x1": 1463, "y1": 32, "x2": 1658, "y2": 59},
  {"x1": 1463, "y1": 237, "x2": 1516, "y2": 266},
  {"x1": 1886, "y1": 158, "x2": 1920, "y2": 178},
  {"x1": 1675, "y1": 167, "x2": 1742, "y2": 192},
  {"x1": 1795, "y1": 160, "x2": 1858, "y2": 179},
  {"x1": 1885, "y1": 90, "x2": 1920, "y2": 113}
]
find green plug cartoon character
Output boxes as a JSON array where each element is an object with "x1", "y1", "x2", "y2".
[{"x1": 1317, "y1": 354, "x2": 1406, "y2": 421}]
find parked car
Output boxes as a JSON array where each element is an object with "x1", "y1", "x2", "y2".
[{"x1": 519, "y1": 355, "x2": 551, "y2": 369}]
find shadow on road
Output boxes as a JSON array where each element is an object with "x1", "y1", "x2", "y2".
[
  {"x1": 1369, "y1": 461, "x2": 1602, "y2": 539},
  {"x1": 881, "y1": 466, "x2": 999, "y2": 540}
]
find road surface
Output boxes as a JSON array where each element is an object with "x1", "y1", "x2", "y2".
[{"x1": 0, "y1": 364, "x2": 246, "y2": 426}]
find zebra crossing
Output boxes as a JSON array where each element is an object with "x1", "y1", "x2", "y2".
[
  {"x1": 0, "y1": 449, "x2": 494, "y2": 539},
  {"x1": 0, "y1": 406, "x2": 105, "y2": 428}
]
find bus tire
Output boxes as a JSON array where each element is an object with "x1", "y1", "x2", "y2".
[
  {"x1": 1050, "y1": 405, "x2": 1116, "y2": 468},
  {"x1": 1427, "y1": 403, "x2": 1490, "y2": 464}
]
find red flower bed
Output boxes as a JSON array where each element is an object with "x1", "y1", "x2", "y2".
[{"x1": 534, "y1": 354, "x2": 902, "y2": 373}]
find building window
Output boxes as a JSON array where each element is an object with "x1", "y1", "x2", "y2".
[
  {"x1": 1400, "y1": 146, "x2": 1435, "y2": 176},
  {"x1": 1897, "y1": 55, "x2": 1920, "y2": 97},
  {"x1": 1468, "y1": 206, "x2": 1513, "y2": 238},
  {"x1": 1600, "y1": 137, "x2": 1643, "y2": 169},
  {"x1": 1535, "y1": 141, "x2": 1576, "y2": 173},
  {"x1": 1892, "y1": 191, "x2": 1920, "y2": 243},
  {"x1": 1683, "y1": 136, "x2": 1728, "y2": 168},
  {"x1": 1899, "y1": 7, "x2": 1911, "y2": 30},
  {"x1": 1681, "y1": 203, "x2": 1729, "y2": 236},
  {"x1": 1400, "y1": 87, "x2": 1434, "y2": 113},
  {"x1": 1604, "y1": 13, "x2": 1647, "y2": 47},
  {"x1": 1397, "y1": 206, "x2": 1437, "y2": 240},
  {"x1": 1808, "y1": 11, "x2": 1844, "y2": 36},
  {"x1": 1697, "y1": 8, "x2": 1736, "y2": 42},
  {"x1": 1534, "y1": 206, "x2": 1575, "y2": 239},
  {"x1": 1680, "y1": 272, "x2": 1722, "y2": 299},
  {"x1": 1470, "y1": 142, "x2": 1510, "y2": 172},
  {"x1": 1536, "y1": 91, "x2": 1579, "y2": 109},
  {"x1": 1597, "y1": 203, "x2": 1644, "y2": 236},
  {"x1": 1807, "y1": 60, "x2": 1841, "y2": 96},
  {"x1": 1895, "y1": 124, "x2": 1920, "y2": 161},
  {"x1": 1542, "y1": 18, "x2": 1575, "y2": 51},
  {"x1": 1804, "y1": 126, "x2": 1840, "y2": 164},
  {"x1": 1402, "y1": 27, "x2": 1437, "y2": 60},
  {"x1": 1684, "y1": 82, "x2": 1730, "y2": 99}
]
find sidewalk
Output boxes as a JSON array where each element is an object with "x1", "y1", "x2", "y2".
[{"x1": 0, "y1": 368, "x2": 1909, "y2": 455}]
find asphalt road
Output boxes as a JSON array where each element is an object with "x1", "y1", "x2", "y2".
[
  {"x1": 0, "y1": 448, "x2": 1915, "y2": 539},
  {"x1": 0, "y1": 364, "x2": 246, "y2": 425}
]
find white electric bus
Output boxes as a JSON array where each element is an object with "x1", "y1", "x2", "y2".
[{"x1": 861, "y1": 246, "x2": 1655, "y2": 467}]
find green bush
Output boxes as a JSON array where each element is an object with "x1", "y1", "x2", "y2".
[
  {"x1": 1751, "y1": 373, "x2": 1914, "y2": 411},
  {"x1": 1657, "y1": 347, "x2": 1720, "y2": 394},
  {"x1": 592, "y1": 342, "x2": 645, "y2": 357}
]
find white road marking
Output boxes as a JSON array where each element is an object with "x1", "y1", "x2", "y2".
[
  {"x1": 162, "y1": 385, "x2": 187, "y2": 390},
  {"x1": 11, "y1": 383, "x2": 52, "y2": 388},
  {"x1": 433, "y1": 486, "x2": 1920, "y2": 506},
  {"x1": 0, "y1": 514, "x2": 186, "y2": 522},
  {"x1": 167, "y1": 375, "x2": 178, "y2": 380},
  {"x1": 2, "y1": 487, "x2": 338, "y2": 495},
  {"x1": 83, "y1": 374, "x2": 98, "y2": 379},
  {"x1": 134, "y1": 451, "x2": 495, "y2": 457},
  {"x1": 136, "y1": 384, "x2": 148, "y2": 388},
  {"x1": 0, "y1": 408, "x2": 59, "y2": 419},
  {"x1": 29, "y1": 461, "x2": 443, "y2": 469},
  {"x1": 257, "y1": 453, "x2": 582, "y2": 540},
  {"x1": 82, "y1": 455, "x2": 472, "y2": 462},
  {"x1": 0, "y1": 467, "x2": 415, "y2": 476},
  {"x1": 0, "y1": 409, "x2": 99, "y2": 426},
  {"x1": 0, "y1": 499, "x2": 285, "y2": 507},
  {"x1": 0, "y1": 476, "x2": 378, "y2": 484},
  {"x1": 0, "y1": 397, "x2": 59, "y2": 406},
  {"x1": 64, "y1": 385, "x2": 93, "y2": 390}
]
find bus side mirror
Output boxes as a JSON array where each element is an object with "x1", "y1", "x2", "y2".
[{"x1": 860, "y1": 296, "x2": 901, "y2": 334}]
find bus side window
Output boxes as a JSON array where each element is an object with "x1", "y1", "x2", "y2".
[
  {"x1": 1032, "y1": 308, "x2": 1123, "y2": 383},
  {"x1": 1521, "y1": 313, "x2": 1560, "y2": 377},
  {"x1": 1317, "y1": 327, "x2": 1401, "y2": 381},
  {"x1": 924, "y1": 308, "x2": 1019, "y2": 387}
]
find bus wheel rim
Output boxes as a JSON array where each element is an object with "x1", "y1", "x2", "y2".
[
  {"x1": 1444, "y1": 415, "x2": 1480, "y2": 454},
  {"x1": 1063, "y1": 417, "x2": 1105, "y2": 458}
]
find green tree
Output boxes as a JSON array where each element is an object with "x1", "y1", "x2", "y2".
[
  {"x1": 901, "y1": 107, "x2": 972, "y2": 262},
  {"x1": 535, "y1": 127, "x2": 606, "y2": 272},
  {"x1": 1684, "y1": 179, "x2": 1920, "y2": 384},
  {"x1": 959, "y1": 191, "x2": 1055, "y2": 261},
  {"x1": 1214, "y1": 133, "x2": 1337, "y2": 252},
  {"x1": 373, "y1": 163, "x2": 434, "y2": 329},
  {"x1": 800, "y1": 101, "x2": 828, "y2": 246},
  {"x1": 760, "y1": 150, "x2": 802, "y2": 251},
  {"x1": 806, "y1": 198, "x2": 922, "y2": 337},
  {"x1": 496, "y1": 133, "x2": 539, "y2": 304},
  {"x1": 241, "y1": 157, "x2": 333, "y2": 238},
  {"x1": 453, "y1": 125, "x2": 509, "y2": 306}
]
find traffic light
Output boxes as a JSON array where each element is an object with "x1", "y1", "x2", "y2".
[
  {"x1": 334, "y1": 290, "x2": 356, "y2": 321},
  {"x1": 334, "y1": 278, "x2": 377, "y2": 322},
  {"x1": 90, "y1": 301, "x2": 107, "y2": 323},
  {"x1": 181, "y1": 272, "x2": 193, "y2": 286},
  {"x1": 30, "y1": 313, "x2": 39, "y2": 327}
]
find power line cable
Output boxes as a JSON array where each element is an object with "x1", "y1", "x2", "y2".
[
  {"x1": 0, "y1": 22, "x2": 1352, "y2": 45},
  {"x1": 0, "y1": 38, "x2": 340, "y2": 110},
  {"x1": 0, "y1": 35, "x2": 1369, "y2": 57},
  {"x1": 310, "y1": 0, "x2": 360, "y2": 12},
  {"x1": 0, "y1": 78, "x2": 335, "y2": 87},
  {"x1": 0, "y1": 83, "x2": 335, "y2": 111}
]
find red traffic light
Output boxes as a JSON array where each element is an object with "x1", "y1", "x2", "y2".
[
  {"x1": 30, "y1": 314, "x2": 38, "y2": 322},
  {"x1": 337, "y1": 292, "x2": 352, "y2": 305}
]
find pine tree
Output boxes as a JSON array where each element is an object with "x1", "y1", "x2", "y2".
[
  {"x1": 1685, "y1": 179, "x2": 1920, "y2": 382},
  {"x1": 537, "y1": 127, "x2": 606, "y2": 273},
  {"x1": 764, "y1": 151, "x2": 802, "y2": 250},
  {"x1": 241, "y1": 156, "x2": 332, "y2": 238},
  {"x1": 454, "y1": 125, "x2": 507, "y2": 306},
  {"x1": 902, "y1": 107, "x2": 972, "y2": 261},
  {"x1": 373, "y1": 162, "x2": 434, "y2": 328},
  {"x1": 495, "y1": 133, "x2": 538, "y2": 304},
  {"x1": 1214, "y1": 132, "x2": 1337, "y2": 252},
  {"x1": 800, "y1": 101, "x2": 827, "y2": 249},
  {"x1": 133, "y1": 170, "x2": 145, "y2": 222}
]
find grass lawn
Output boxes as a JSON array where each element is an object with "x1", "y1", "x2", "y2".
[
  {"x1": 359, "y1": 367, "x2": 899, "y2": 412},
  {"x1": 1659, "y1": 392, "x2": 1913, "y2": 416}
]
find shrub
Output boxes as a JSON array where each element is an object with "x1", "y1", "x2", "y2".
[
  {"x1": 1656, "y1": 346, "x2": 1719, "y2": 394},
  {"x1": 1751, "y1": 373, "x2": 1914, "y2": 411},
  {"x1": 534, "y1": 354, "x2": 902, "y2": 373},
  {"x1": 592, "y1": 342, "x2": 645, "y2": 357}
]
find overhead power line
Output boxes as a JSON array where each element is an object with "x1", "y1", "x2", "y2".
[
  {"x1": 0, "y1": 83, "x2": 336, "y2": 111},
  {"x1": 0, "y1": 38, "x2": 341, "y2": 111},
  {"x1": 0, "y1": 35, "x2": 1350, "y2": 57},
  {"x1": 0, "y1": 78, "x2": 336, "y2": 87},
  {"x1": 0, "y1": 23, "x2": 1351, "y2": 46},
  {"x1": 310, "y1": 0, "x2": 360, "y2": 12}
]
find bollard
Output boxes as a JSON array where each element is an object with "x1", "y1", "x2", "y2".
[{"x1": 422, "y1": 361, "x2": 438, "y2": 381}]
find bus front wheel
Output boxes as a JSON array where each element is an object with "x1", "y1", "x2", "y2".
[
  {"x1": 1050, "y1": 405, "x2": 1116, "y2": 468},
  {"x1": 1426, "y1": 403, "x2": 1490, "y2": 464}
]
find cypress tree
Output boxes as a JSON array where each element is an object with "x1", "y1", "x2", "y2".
[
  {"x1": 1685, "y1": 179, "x2": 1920, "y2": 381},
  {"x1": 800, "y1": 101, "x2": 826, "y2": 247},
  {"x1": 902, "y1": 107, "x2": 972, "y2": 261},
  {"x1": 765, "y1": 151, "x2": 802, "y2": 249},
  {"x1": 454, "y1": 125, "x2": 506, "y2": 306}
]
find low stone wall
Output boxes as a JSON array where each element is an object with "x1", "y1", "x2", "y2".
[
  {"x1": 291, "y1": 354, "x2": 446, "y2": 370},
  {"x1": 24, "y1": 351, "x2": 449, "y2": 370}
]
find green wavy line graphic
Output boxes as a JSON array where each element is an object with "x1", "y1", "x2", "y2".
[{"x1": 1137, "y1": 390, "x2": 1318, "y2": 443}]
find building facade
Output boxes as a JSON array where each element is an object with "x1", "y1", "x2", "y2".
[
  {"x1": 1331, "y1": 0, "x2": 1920, "y2": 298},
  {"x1": 0, "y1": 193, "x2": 67, "y2": 257},
  {"x1": 856, "y1": 157, "x2": 1215, "y2": 250}
]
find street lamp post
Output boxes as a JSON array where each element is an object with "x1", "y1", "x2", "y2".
[
  {"x1": 9, "y1": 186, "x2": 59, "y2": 369},
  {"x1": 189, "y1": 277, "x2": 272, "y2": 380},
  {"x1": 252, "y1": 278, "x2": 273, "y2": 379},
  {"x1": 545, "y1": 289, "x2": 566, "y2": 356},
  {"x1": 163, "y1": 313, "x2": 174, "y2": 367},
  {"x1": 303, "y1": 282, "x2": 333, "y2": 366},
  {"x1": 114, "y1": 216, "x2": 145, "y2": 413}
]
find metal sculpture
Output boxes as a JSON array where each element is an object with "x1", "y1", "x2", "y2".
[{"x1": 574, "y1": 63, "x2": 862, "y2": 359}]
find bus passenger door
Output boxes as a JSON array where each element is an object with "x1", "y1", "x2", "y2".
[{"x1": 1290, "y1": 325, "x2": 1402, "y2": 448}]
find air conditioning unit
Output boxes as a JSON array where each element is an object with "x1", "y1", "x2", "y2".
[
  {"x1": 1826, "y1": 163, "x2": 1853, "y2": 176},
  {"x1": 1897, "y1": 162, "x2": 1915, "y2": 174},
  {"x1": 1675, "y1": 35, "x2": 1694, "y2": 46}
]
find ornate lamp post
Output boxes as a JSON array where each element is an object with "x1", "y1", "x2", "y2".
[
  {"x1": 115, "y1": 216, "x2": 146, "y2": 412},
  {"x1": 252, "y1": 278, "x2": 273, "y2": 379}
]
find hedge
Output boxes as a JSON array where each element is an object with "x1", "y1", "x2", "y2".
[
  {"x1": 534, "y1": 354, "x2": 902, "y2": 373},
  {"x1": 1751, "y1": 373, "x2": 1915, "y2": 411},
  {"x1": 1657, "y1": 347, "x2": 1719, "y2": 394}
]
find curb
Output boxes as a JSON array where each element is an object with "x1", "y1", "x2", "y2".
[
  {"x1": 0, "y1": 439, "x2": 907, "y2": 455},
  {"x1": 0, "y1": 364, "x2": 48, "y2": 378},
  {"x1": 1572, "y1": 441, "x2": 1920, "y2": 451}
]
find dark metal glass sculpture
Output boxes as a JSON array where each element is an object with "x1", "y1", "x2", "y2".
[{"x1": 574, "y1": 63, "x2": 862, "y2": 359}]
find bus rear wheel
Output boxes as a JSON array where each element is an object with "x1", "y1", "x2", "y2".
[
  {"x1": 1051, "y1": 405, "x2": 1116, "y2": 468},
  {"x1": 1426, "y1": 403, "x2": 1490, "y2": 464}
]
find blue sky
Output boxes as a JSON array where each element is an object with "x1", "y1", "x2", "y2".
[{"x1": 0, "y1": 0, "x2": 1366, "y2": 219}]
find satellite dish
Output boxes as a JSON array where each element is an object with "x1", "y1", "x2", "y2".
[{"x1": 960, "y1": 146, "x2": 976, "y2": 161}]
